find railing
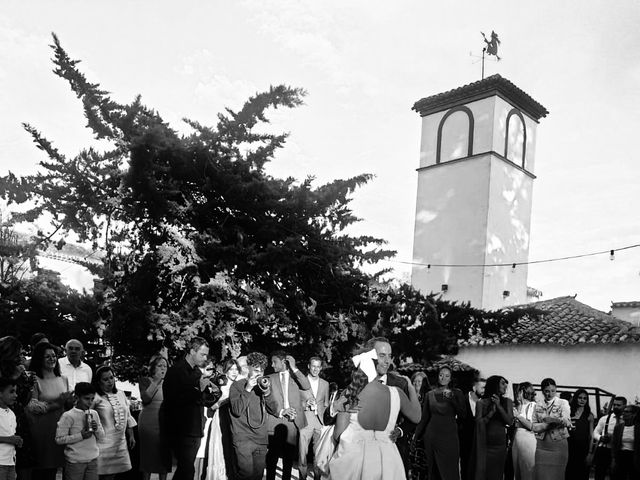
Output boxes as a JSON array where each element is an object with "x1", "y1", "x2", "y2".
[{"x1": 514, "y1": 383, "x2": 616, "y2": 417}]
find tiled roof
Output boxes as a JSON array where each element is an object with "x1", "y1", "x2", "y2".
[
  {"x1": 460, "y1": 296, "x2": 640, "y2": 347},
  {"x1": 412, "y1": 74, "x2": 549, "y2": 121},
  {"x1": 399, "y1": 357, "x2": 476, "y2": 374},
  {"x1": 612, "y1": 301, "x2": 640, "y2": 308}
]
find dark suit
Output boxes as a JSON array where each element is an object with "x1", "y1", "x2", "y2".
[
  {"x1": 459, "y1": 392, "x2": 477, "y2": 480},
  {"x1": 298, "y1": 377, "x2": 330, "y2": 478},
  {"x1": 386, "y1": 372, "x2": 416, "y2": 474},
  {"x1": 266, "y1": 369, "x2": 311, "y2": 480},
  {"x1": 162, "y1": 358, "x2": 218, "y2": 480}
]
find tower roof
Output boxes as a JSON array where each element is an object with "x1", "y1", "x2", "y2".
[{"x1": 412, "y1": 74, "x2": 549, "y2": 121}]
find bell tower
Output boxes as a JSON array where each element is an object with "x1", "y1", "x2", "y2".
[{"x1": 410, "y1": 75, "x2": 548, "y2": 310}]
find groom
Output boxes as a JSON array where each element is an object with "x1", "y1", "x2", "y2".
[{"x1": 368, "y1": 336, "x2": 416, "y2": 474}]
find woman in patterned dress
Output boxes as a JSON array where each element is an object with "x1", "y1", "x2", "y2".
[
  {"x1": 531, "y1": 378, "x2": 571, "y2": 480},
  {"x1": 92, "y1": 365, "x2": 137, "y2": 480}
]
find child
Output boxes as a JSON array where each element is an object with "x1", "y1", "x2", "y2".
[
  {"x1": 55, "y1": 382, "x2": 105, "y2": 480},
  {"x1": 0, "y1": 377, "x2": 22, "y2": 480}
]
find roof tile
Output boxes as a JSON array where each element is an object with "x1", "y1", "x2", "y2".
[{"x1": 461, "y1": 296, "x2": 640, "y2": 347}]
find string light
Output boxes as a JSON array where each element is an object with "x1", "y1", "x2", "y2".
[{"x1": 390, "y1": 242, "x2": 640, "y2": 269}]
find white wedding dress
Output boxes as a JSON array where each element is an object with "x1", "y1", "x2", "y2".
[{"x1": 329, "y1": 385, "x2": 405, "y2": 480}]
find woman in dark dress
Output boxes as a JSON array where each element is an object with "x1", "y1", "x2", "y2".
[
  {"x1": 0, "y1": 336, "x2": 35, "y2": 480},
  {"x1": 565, "y1": 389, "x2": 594, "y2": 480},
  {"x1": 415, "y1": 366, "x2": 466, "y2": 480},
  {"x1": 472, "y1": 375, "x2": 514, "y2": 480}
]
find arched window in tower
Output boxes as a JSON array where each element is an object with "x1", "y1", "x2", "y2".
[
  {"x1": 436, "y1": 106, "x2": 474, "y2": 164},
  {"x1": 504, "y1": 109, "x2": 527, "y2": 168}
]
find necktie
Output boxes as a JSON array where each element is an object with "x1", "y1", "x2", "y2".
[{"x1": 281, "y1": 372, "x2": 290, "y2": 408}]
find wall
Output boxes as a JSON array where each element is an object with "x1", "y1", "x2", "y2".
[
  {"x1": 411, "y1": 154, "x2": 492, "y2": 305},
  {"x1": 456, "y1": 343, "x2": 640, "y2": 404},
  {"x1": 482, "y1": 156, "x2": 534, "y2": 309},
  {"x1": 611, "y1": 306, "x2": 640, "y2": 326}
]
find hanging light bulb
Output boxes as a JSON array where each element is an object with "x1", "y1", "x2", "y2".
[
  {"x1": 610, "y1": 250, "x2": 615, "y2": 261},
  {"x1": 511, "y1": 263, "x2": 516, "y2": 272}
]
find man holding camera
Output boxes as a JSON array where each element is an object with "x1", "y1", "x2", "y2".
[
  {"x1": 162, "y1": 337, "x2": 220, "y2": 480},
  {"x1": 229, "y1": 352, "x2": 279, "y2": 480},
  {"x1": 266, "y1": 351, "x2": 311, "y2": 480}
]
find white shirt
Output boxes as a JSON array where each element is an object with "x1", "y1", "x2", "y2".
[
  {"x1": 0, "y1": 407, "x2": 17, "y2": 465},
  {"x1": 378, "y1": 374, "x2": 388, "y2": 385},
  {"x1": 308, "y1": 375, "x2": 319, "y2": 398},
  {"x1": 593, "y1": 413, "x2": 620, "y2": 449},
  {"x1": 58, "y1": 357, "x2": 93, "y2": 391},
  {"x1": 468, "y1": 391, "x2": 480, "y2": 416},
  {"x1": 621, "y1": 426, "x2": 635, "y2": 451}
]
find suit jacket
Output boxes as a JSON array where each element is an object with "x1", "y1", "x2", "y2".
[
  {"x1": 301, "y1": 376, "x2": 330, "y2": 426},
  {"x1": 162, "y1": 358, "x2": 219, "y2": 438},
  {"x1": 386, "y1": 372, "x2": 416, "y2": 437},
  {"x1": 267, "y1": 368, "x2": 311, "y2": 439}
]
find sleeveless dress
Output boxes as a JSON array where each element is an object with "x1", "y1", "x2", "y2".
[
  {"x1": 329, "y1": 386, "x2": 405, "y2": 480},
  {"x1": 138, "y1": 377, "x2": 171, "y2": 473},
  {"x1": 28, "y1": 376, "x2": 67, "y2": 469},
  {"x1": 423, "y1": 389, "x2": 464, "y2": 480}
]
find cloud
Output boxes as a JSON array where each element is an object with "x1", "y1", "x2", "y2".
[{"x1": 243, "y1": 0, "x2": 382, "y2": 97}]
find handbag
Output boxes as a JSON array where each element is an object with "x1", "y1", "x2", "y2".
[{"x1": 314, "y1": 425, "x2": 336, "y2": 476}]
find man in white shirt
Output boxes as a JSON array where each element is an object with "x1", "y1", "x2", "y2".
[
  {"x1": 593, "y1": 396, "x2": 626, "y2": 480},
  {"x1": 266, "y1": 351, "x2": 310, "y2": 480},
  {"x1": 298, "y1": 357, "x2": 329, "y2": 480},
  {"x1": 58, "y1": 339, "x2": 93, "y2": 392}
]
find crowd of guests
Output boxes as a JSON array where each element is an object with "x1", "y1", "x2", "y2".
[{"x1": 0, "y1": 333, "x2": 639, "y2": 480}]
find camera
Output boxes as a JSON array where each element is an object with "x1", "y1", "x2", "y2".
[
  {"x1": 257, "y1": 376, "x2": 271, "y2": 391},
  {"x1": 211, "y1": 372, "x2": 228, "y2": 388}
]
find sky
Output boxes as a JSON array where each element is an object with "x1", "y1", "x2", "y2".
[{"x1": 1, "y1": 0, "x2": 639, "y2": 311}]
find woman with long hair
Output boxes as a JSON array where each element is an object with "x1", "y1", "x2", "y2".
[
  {"x1": 329, "y1": 349, "x2": 421, "y2": 479},
  {"x1": 0, "y1": 336, "x2": 35, "y2": 480},
  {"x1": 512, "y1": 382, "x2": 536, "y2": 480},
  {"x1": 415, "y1": 365, "x2": 466, "y2": 480},
  {"x1": 92, "y1": 365, "x2": 136, "y2": 480},
  {"x1": 27, "y1": 342, "x2": 70, "y2": 480},
  {"x1": 531, "y1": 378, "x2": 571, "y2": 480},
  {"x1": 566, "y1": 388, "x2": 594, "y2": 480},
  {"x1": 138, "y1": 354, "x2": 171, "y2": 480},
  {"x1": 471, "y1": 375, "x2": 513, "y2": 480},
  {"x1": 201, "y1": 358, "x2": 240, "y2": 480}
]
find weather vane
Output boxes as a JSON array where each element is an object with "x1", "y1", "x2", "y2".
[{"x1": 476, "y1": 30, "x2": 501, "y2": 79}]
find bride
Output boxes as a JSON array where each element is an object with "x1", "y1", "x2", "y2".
[{"x1": 329, "y1": 349, "x2": 421, "y2": 480}]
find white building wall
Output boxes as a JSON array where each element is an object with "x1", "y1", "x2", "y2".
[
  {"x1": 411, "y1": 155, "x2": 491, "y2": 304},
  {"x1": 456, "y1": 343, "x2": 640, "y2": 405},
  {"x1": 481, "y1": 156, "x2": 534, "y2": 309}
]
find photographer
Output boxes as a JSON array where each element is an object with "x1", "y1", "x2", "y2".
[{"x1": 229, "y1": 352, "x2": 279, "y2": 480}]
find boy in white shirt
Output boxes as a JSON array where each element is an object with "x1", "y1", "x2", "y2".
[
  {"x1": 0, "y1": 378, "x2": 22, "y2": 480},
  {"x1": 55, "y1": 382, "x2": 105, "y2": 480}
]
